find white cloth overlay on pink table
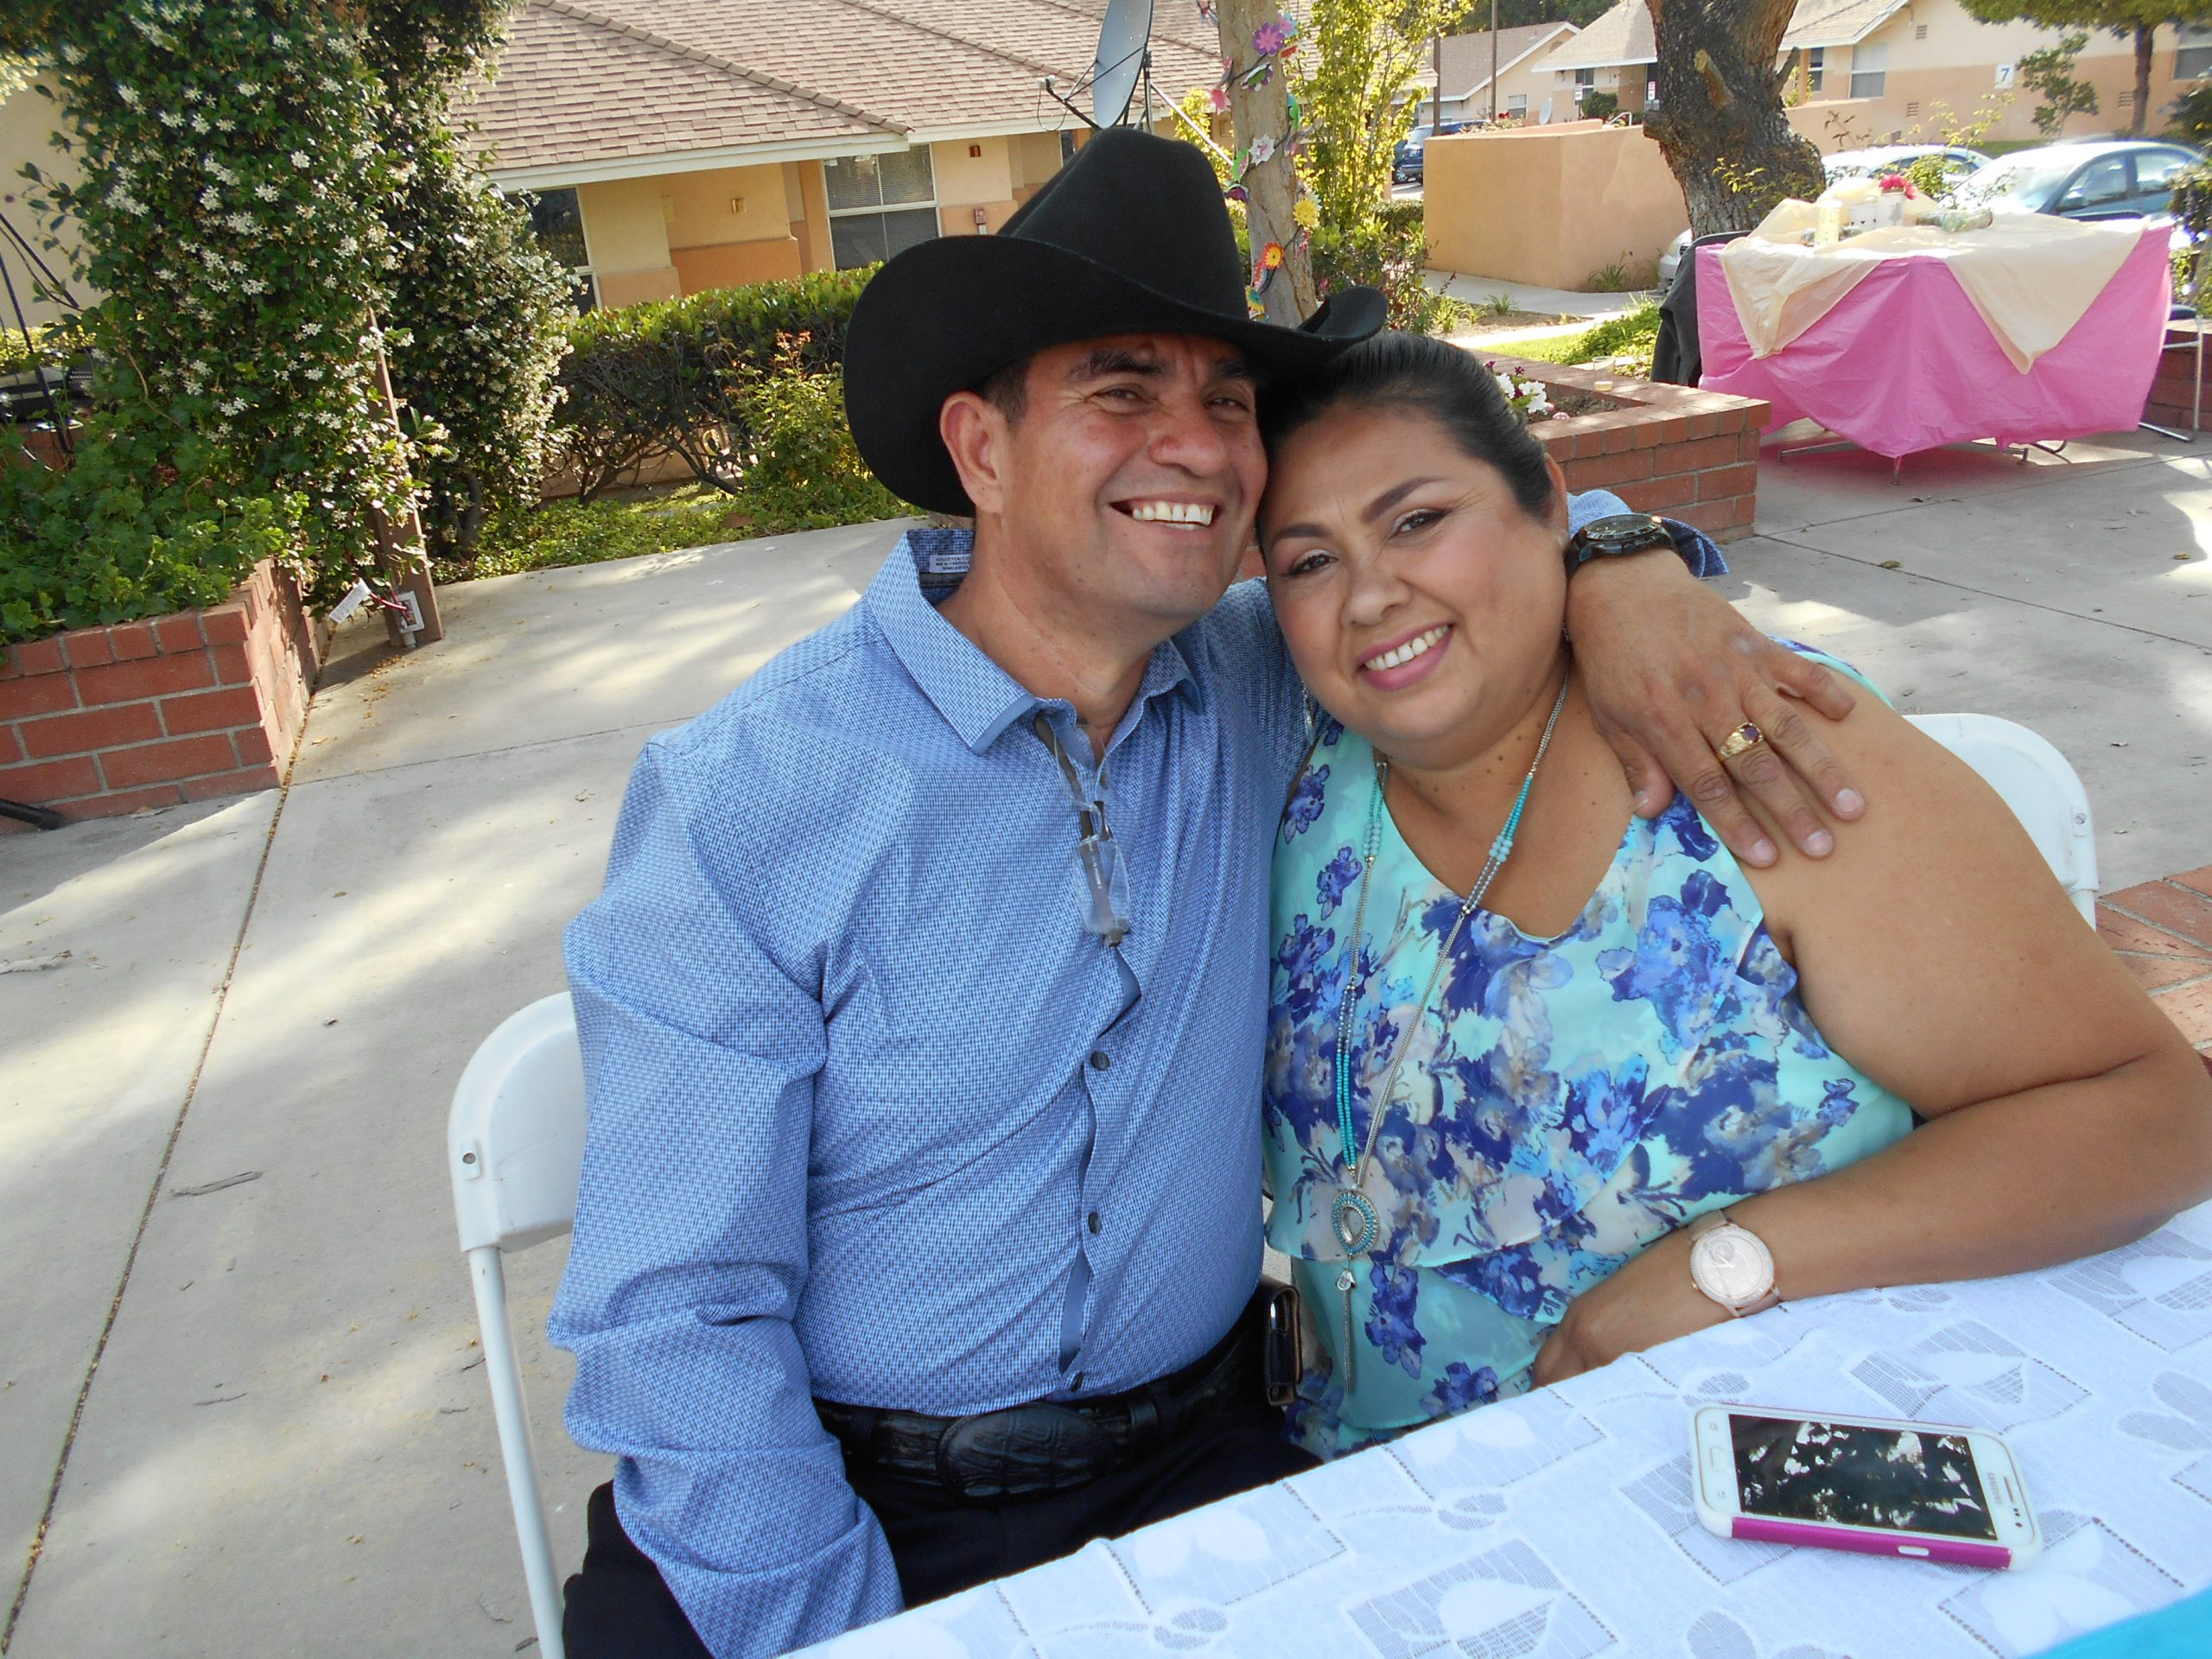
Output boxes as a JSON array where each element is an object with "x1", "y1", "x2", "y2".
[
  {"x1": 803, "y1": 1199, "x2": 2212, "y2": 1659},
  {"x1": 1719, "y1": 205, "x2": 2145, "y2": 372}
]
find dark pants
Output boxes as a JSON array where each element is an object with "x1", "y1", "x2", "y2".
[{"x1": 563, "y1": 1397, "x2": 1315, "y2": 1657}]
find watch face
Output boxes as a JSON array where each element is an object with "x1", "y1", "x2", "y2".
[
  {"x1": 1692, "y1": 1225, "x2": 1775, "y2": 1304},
  {"x1": 1582, "y1": 512, "x2": 1664, "y2": 543}
]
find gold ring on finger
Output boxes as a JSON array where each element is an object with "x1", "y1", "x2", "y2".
[{"x1": 1717, "y1": 721, "x2": 1765, "y2": 762}]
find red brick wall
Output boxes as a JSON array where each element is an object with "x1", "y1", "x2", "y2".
[
  {"x1": 2144, "y1": 321, "x2": 2208, "y2": 433},
  {"x1": 1500, "y1": 358, "x2": 1768, "y2": 542},
  {"x1": 0, "y1": 560, "x2": 323, "y2": 822}
]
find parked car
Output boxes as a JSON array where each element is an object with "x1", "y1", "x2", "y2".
[
  {"x1": 1656, "y1": 143, "x2": 1995, "y2": 288},
  {"x1": 1951, "y1": 138, "x2": 2199, "y2": 223},
  {"x1": 1392, "y1": 121, "x2": 1469, "y2": 184}
]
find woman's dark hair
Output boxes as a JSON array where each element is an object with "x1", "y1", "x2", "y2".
[{"x1": 1260, "y1": 331, "x2": 1556, "y2": 522}]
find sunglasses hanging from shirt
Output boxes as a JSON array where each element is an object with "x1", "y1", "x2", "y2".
[{"x1": 1033, "y1": 713, "x2": 1133, "y2": 947}]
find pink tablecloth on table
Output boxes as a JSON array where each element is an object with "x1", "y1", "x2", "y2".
[{"x1": 1697, "y1": 222, "x2": 2171, "y2": 460}]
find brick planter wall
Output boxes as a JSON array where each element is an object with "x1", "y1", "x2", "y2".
[
  {"x1": 2143, "y1": 321, "x2": 2208, "y2": 432},
  {"x1": 1488, "y1": 355, "x2": 1770, "y2": 542},
  {"x1": 0, "y1": 560, "x2": 323, "y2": 823}
]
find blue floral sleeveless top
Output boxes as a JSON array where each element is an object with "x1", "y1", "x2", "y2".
[{"x1": 1263, "y1": 658, "x2": 1914, "y2": 1460}]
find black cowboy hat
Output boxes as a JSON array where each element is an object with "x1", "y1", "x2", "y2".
[{"x1": 842, "y1": 128, "x2": 1387, "y2": 517}]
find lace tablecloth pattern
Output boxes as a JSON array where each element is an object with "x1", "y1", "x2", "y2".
[{"x1": 804, "y1": 1200, "x2": 2212, "y2": 1658}]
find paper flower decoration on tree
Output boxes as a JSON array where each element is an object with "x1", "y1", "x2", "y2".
[
  {"x1": 1260, "y1": 241, "x2": 1285, "y2": 270},
  {"x1": 1249, "y1": 133, "x2": 1276, "y2": 166},
  {"x1": 1209, "y1": 84, "x2": 1230, "y2": 112},
  {"x1": 1254, "y1": 18, "x2": 1288, "y2": 54},
  {"x1": 1293, "y1": 195, "x2": 1319, "y2": 231}
]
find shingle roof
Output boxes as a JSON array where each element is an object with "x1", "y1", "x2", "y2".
[
  {"x1": 1535, "y1": 0, "x2": 1654, "y2": 72},
  {"x1": 467, "y1": 0, "x2": 887, "y2": 175},
  {"x1": 1780, "y1": 0, "x2": 1911, "y2": 49},
  {"x1": 1536, "y1": 0, "x2": 1907, "y2": 73},
  {"x1": 1427, "y1": 23, "x2": 1580, "y2": 98},
  {"x1": 467, "y1": 0, "x2": 1224, "y2": 180}
]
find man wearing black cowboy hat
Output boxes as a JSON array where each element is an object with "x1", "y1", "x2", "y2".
[{"x1": 550, "y1": 130, "x2": 1864, "y2": 1659}]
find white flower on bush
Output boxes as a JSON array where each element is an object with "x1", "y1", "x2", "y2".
[
  {"x1": 226, "y1": 213, "x2": 257, "y2": 233},
  {"x1": 219, "y1": 396, "x2": 247, "y2": 415},
  {"x1": 199, "y1": 186, "x2": 220, "y2": 209},
  {"x1": 157, "y1": 108, "x2": 182, "y2": 128},
  {"x1": 115, "y1": 81, "x2": 141, "y2": 106},
  {"x1": 290, "y1": 150, "x2": 312, "y2": 168},
  {"x1": 189, "y1": 112, "x2": 208, "y2": 134},
  {"x1": 253, "y1": 182, "x2": 279, "y2": 201}
]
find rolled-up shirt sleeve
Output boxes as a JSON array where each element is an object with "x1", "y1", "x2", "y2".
[{"x1": 550, "y1": 736, "x2": 901, "y2": 1658}]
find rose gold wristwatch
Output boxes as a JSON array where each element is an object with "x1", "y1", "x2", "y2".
[{"x1": 1688, "y1": 1211, "x2": 1782, "y2": 1318}]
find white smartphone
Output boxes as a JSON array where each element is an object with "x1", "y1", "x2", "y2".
[{"x1": 1690, "y1": 1404, "x2": 2042, "y2": 1570}]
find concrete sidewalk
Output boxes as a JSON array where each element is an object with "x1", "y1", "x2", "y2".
[
  {"x1": 3, "y1": 431, "x2": 2209, "y2": 1656},
  {"x1": 1427, "y1": 268, "x2": 1651, "y2": 322}
]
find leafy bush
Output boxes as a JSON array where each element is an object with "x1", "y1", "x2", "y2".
[
  {"x1": 0, "y1": 416, "x2": 305, "y2": 642},
  {"x1": 0, "y1": 318, "x2": 87, "y2": 381},
  {"x1": 731, "y1": 356, "x2": 904, "y2": 529},
  {"x1": 1310, "y1": 200, "x2": 1459, "y2": 334},
  {"x1": 1580, "y1": 90, "x2": 1619, "y2": 121},
  {"x1": 382, "y1": 116, "x2": 574, "y2": 568},
  {"x1": 2171, "y1": 80, "x2": 2212, "y2": 149},
  {"x1": 551, "y1": 268, "x2": 875, "y2": 499}
]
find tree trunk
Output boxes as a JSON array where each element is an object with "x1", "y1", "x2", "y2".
[
  {"x1": 1214, "y1": 0, "x2": 1317, "y2": 323},
  {"x1": 1644, "y1": 0, "x2": 1826, "y2": 238},
  {"x1": 2133, "y1": 25, "x2": 2152, "y2": 135}
]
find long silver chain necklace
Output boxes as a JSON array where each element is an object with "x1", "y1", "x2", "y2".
[{"x1": 1326, "y1": 671, "x2": 1571, "y2": 1390}]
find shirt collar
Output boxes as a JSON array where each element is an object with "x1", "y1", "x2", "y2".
[{"x1": 868, "y1": 529, "x2": 1201, "y2": 755}]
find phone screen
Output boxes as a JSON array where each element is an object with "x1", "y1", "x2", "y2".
[{"x1": 1729, "y1": 1413, "x2": 1998, "y2": 1540}]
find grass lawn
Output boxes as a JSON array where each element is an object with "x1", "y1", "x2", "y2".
[{"x1": 432, "y1": 481, "x2": 906, "y2": 584}]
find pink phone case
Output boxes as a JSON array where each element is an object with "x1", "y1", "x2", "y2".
[{"x1": 1732, "y1": 1515, "x2": 2013, "y2": 1568}]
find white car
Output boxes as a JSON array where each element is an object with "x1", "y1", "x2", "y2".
[{"x1": 1655, "y1": 144, "x2": 1994, "y2": 289}]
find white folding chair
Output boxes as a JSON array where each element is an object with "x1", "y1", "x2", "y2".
[
  {"x1": 448, "y1": 992, "x2": 588, "y2": 1659},
  {"x1": 1907, "y1": 712, "x2": 2100, "y2": 923}
]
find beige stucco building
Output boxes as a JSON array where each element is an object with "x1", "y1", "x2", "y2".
[
  {"x1": 465, "y1": 0, "x2": 1222, "y2": 310},
  {"x1": 1539, "y1": 0, "x2": 2203, "y2": 146},
  {"x1": 0, "y1": 72, "x2": 90, "y2": 330}
]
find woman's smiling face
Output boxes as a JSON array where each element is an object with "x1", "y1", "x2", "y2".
[{"x1": 1261, "y1": 403, "x2": 1573, "y2": 771}]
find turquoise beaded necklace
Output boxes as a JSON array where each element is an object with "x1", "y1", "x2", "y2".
[{"x1": 1325, "y1": 671, "x2": 1572, "y2": 1389}]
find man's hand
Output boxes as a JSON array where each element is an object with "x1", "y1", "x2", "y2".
[
  {"x1": 1530, "y1": 1229, "x2": 1726, "y2": 1389},
  {"x1": 1566, "y1": 550, "x2": 1865, "y2": 868}
]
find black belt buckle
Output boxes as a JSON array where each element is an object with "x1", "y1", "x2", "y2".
[{"x1": 1261, "y1": 1283, "x2": 1300, "y2": 1408}]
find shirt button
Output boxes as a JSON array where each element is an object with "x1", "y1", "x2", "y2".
[
  {"x1": 1089, "y1": 1050, "x2": 1111, "y2": 1071},
  {"x1": 1087, "y1": 1211, "x2": 1102, "y2": 1234}
]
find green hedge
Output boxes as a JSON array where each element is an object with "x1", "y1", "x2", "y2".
[
  {"x1": 552, "y1": 268, "x2": 880, "y2": 500},
  {"x1": 1, "y1": 416, "x2": 306, "y2": 644}
]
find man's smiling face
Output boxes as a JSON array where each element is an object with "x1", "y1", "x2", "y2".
[{"x1": 978, "y1": 332, "x2": 1268, "y2": 638}]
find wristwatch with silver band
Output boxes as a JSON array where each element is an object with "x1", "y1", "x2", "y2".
[{"x1": 1688, "y1": 1210, "x2": 1782, "y2": 1317}]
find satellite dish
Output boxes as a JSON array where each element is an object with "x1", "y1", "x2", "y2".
[{"x1": 1090, "y1": 0, "x2": 1154, "y2": 128}]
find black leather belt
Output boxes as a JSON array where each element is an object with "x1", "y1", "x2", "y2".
[{"x1": 816, "y1": 1313, "x2": 1258, "y2": 1502}]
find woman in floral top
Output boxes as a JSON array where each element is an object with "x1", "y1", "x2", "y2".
[{"x1": 1255, "y1": 333, "x2": 2212, "y2": 1460}]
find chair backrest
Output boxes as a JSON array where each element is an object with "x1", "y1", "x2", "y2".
[
  {"x1": 1906, "y1": 712, "x2": 2099, "y2": 923},
  {"x1": 449, "y1": 991, "x2": 588, "y2": 1254}
]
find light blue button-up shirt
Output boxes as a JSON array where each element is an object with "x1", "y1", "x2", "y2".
[{"x1": 552, "y1": 501, "x2": 1720, "y2": 1657}]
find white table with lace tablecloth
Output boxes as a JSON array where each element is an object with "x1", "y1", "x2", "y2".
[{"x1": 803, "y1": 1201, "x2": 2212, "y2": 1659}]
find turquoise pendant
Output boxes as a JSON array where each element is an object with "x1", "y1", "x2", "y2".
[{"x1": 1332, "y1": 1189, "x2": 1380, "y2": 1255}]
